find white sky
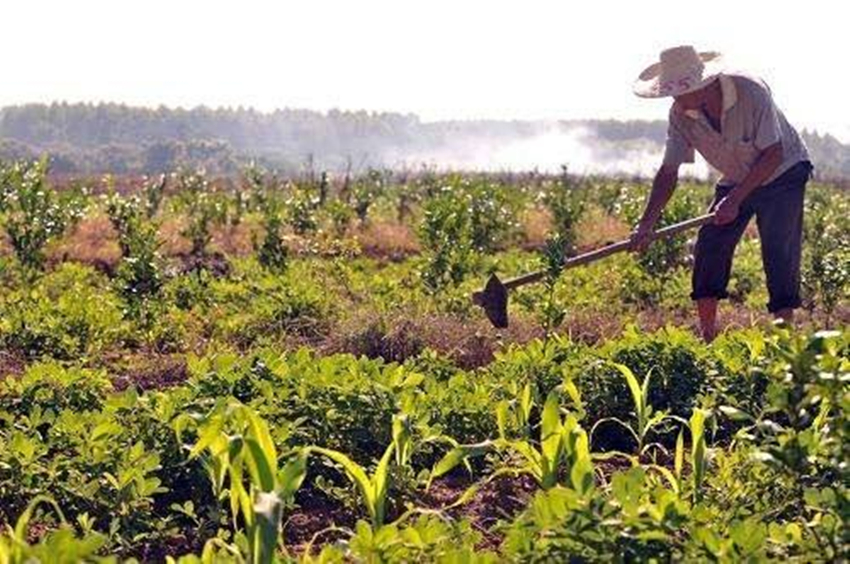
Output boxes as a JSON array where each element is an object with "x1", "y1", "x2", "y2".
[{"x1": 3, "y1": 1, "x2": 849, "y2": 140}]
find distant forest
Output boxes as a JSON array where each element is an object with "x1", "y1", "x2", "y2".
[{"x1": 1, "y1": 102, "x2": 848, "y2": 178}]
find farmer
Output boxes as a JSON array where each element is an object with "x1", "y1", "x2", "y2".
[{"x1": 629, "y1": 46, "x2": 812, "y2": 342}]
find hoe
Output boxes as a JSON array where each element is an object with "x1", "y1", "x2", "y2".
[{"x1": 473, "y1": 213, "x2": 715, "y2": 328}]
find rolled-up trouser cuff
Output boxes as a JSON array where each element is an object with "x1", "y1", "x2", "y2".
[
  {"x1": 767, "y1": 296, "x2": 802, "y2": 313},
  {"x1": 690, "y1": 290, "x2": 729, "y2": 301}
]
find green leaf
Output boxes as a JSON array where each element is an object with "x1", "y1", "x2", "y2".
[
  {"x1": 310, "y1": 446, "x2": 383, "y2": 525},
  {"x1": 371, "y1": 442, "x2": 396, "y2": 526},
  {"x1": 570, "y1": 456, "x2": 595, "y2": 496},
  {"x1": 277, "y1": 451, "x2": 308, "y2": 501},
  {"x1": 540, "y1": 392, "x2": 565, "y2": 470},
  {"x1": 189, "y1": 415, "x2": 225, "y2": 459},
  {"x1": 674, "y1": 428, "x2": 684, "y2": 485},
  {"x1": 718, "y1": 405, "x2": 752, "y2": 421},
  {"x1": 496, "y1": 400, "x2": 509, "y2": 440},
  {"x1": 244, "y1": 406, "x2": 278, "y2": 469},
  {"x1": 244, "y1": 437, "x2": 277, "y2": 492},
  {"x1": 690, "y1": 408, "x2": 709, "y2": 502},
  {"x1": 430, "y1": 441, "x2": 494, "y2": 482},
  {"x1": 510, "y1": 440, "x2": 544, "y2": 481},
  {"x1": 561, "y1": 378, "x2": 583, "y2": 413},
  {"x1": 613, "y1": 363, "x2": 644, "y2": 425},
  {"x1": 520, "y1": 383, "x2": 533, "y2": 425}
]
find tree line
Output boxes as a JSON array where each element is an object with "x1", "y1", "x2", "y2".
[{"x1": 0, "y1": 102, "x2": 848, "y2": 178}]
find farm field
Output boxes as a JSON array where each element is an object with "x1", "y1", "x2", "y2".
[{"x1": 0, "y1": 160, "x2": 847, "y2": 562}]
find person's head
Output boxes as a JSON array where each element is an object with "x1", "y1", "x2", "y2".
[
  {"x1": 633, "y1": 45, "x2": 723, "y2": 100},
  {"x1": 673, "y1": 76, "x2": 720, "y2": 110}
]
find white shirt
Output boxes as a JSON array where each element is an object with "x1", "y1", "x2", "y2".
[{"x1": 663, "y1": 72, "x2": 810, "y2": 185}]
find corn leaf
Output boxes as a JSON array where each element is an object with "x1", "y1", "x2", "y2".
[
  {"x1": 540, "y1": 392, "x2": 565, "y2": 470},
  {"x1": 371, "y1": 443, "x2": 396, "y2": 526},
  {"x1": 430, "y1": 441, "x2": 494, "y2": 482},
  {"x1": 244, "y1": 437, "x2": 277, "y2": 493},
  {"x1": 613, "y1": 363, "x2": 644, "y2": 425},
  {"x1": 674, "y1": 429, "x2": 684, "y2": 486}
]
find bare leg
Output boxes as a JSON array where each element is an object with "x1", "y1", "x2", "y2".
[
  {"x1": 697, "y1": 298, "x2": 719, "y2": 343},
  {"x1": 773, "y1": 308, "x2": 794, "y2": 326}
]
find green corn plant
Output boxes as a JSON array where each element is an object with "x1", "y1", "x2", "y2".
[
  {"x1": 590, "y1": 363, "x2": 671, "y2": 457},
  {"x1": 523, "y1": 391, "x2": 594, "y2": 491},
  {"x1": 179, "y1": 402, "x2": 308, "y2": 564},
  {"x1": 495, "y1": 382, "x2": 534, "y2": 440},
  {"x1": 307, "y1": 414, "x2": 415, "y2": 527},
  {"x1": 308, "y1": 445, "x2": 394, "y2": 528},
  {"x1": 431, "y1": 392, "x2": 594, "y2": 494},
  {"x1": 640, "y1": 422, "x2": 690, "y2": 497},
  {"x1": 673, "y1": 427, "x2": 685, "y2": 494},
  {"x1": 689, "y1": 407, "x2": 709, "y2": 503}
]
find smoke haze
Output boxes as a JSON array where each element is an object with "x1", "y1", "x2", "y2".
[{"x1": 384, "y1": 124, "x2": 709, "y2": 178}]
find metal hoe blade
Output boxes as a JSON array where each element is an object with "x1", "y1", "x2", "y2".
[{"x1": 471, "y1": 273, "x2": 509, "y2": 328}]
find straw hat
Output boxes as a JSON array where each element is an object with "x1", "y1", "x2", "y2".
[{"x1": 633, "y1": 46, "x2": 724, "y2": 98}]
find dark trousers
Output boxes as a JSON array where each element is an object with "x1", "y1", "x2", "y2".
[{"x1": 691, "y1": 160, "x2": 813, "y2": 313}]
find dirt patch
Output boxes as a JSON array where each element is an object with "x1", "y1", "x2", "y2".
[
  {"x1": 0, "y1": 349, "x2": 27, "y2": 379},
  {"x1": 167, "y1": 251, "x2": 231, "y2": 278},
  {"x1": 557, "y1": 309, "x2": 628, "y2": 345},
  {"x1": 283, "y1": 496, "x2": 359, "y2": 552},
  {"x1": 419, "y1": 473, "x2": 538, "y2": 550},
  {"x1": 324, "y1": 312, "x2": 544, "y2": 370},
  {"x1": 577, "y1": 209, "x2": 631, "y2": 249},
  {"x1": 158, "y1": 217, "x2": 193, "y2": 257},
  {"x1": 110, "y1": 354, "x2": 188, "y2": 392},
  {"x1": 520, "y1": 207, "x2": 553, "y2": 249},
  {"x1": 355, "y1": 221, "x2": 421, "y2": 262},
  {"x1": 211, "y1": 220, "x2": 261, "y2": 257},
  {"x1": 47, "y1": 214, "x2": 121, "y2": 274}
]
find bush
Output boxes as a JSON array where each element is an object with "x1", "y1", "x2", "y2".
[
  {"x1": 253, "y1": 196, "x2": 289, "y2": 273},
  {"x1": 801, "y1": 187, "x2": 849, "y2": 322},
  {"x1": 0, "y1": 361, "x2": 112, "y2": 414},
  {"x1": 172, "y1": 169, "x2": 227, "y2": 256},
  {"x1": 105, "y1": 190, "x2": 165, "y2": 324},
  {"x1": 0, "y1": 158, "x2": 86, "y2": 272},
  {"x1": 209, "y1": 265, "x2": 334, "y2": 347},
  {"x1": 0, "y1": 264, "x2": 125, "y2": 360},
  {"x1": 541, "y1": 168, "x2": 586, "y2": 253},
  {"x1": 418, "y1": 186, "x2": 478, "y2": 293},
  {"x1": 285, "y1": 180, "x2": 321, "y2": 235}
]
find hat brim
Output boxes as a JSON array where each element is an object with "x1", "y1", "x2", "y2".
[{"x1": 633, "y1": 52, "x2": 724, "y2": 98}]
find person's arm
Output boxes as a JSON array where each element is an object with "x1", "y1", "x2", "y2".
[
  {"x1": 714, "y1": 141, "x2": 783, "y2": 224},
  {"x1": 630, "y1": 163, "x2": 679, "y2": 251}
]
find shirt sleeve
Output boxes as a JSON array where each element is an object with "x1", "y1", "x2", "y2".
[
  {"x1": 752, "y1": 84, "x2": 782, "y2": 150},
  {"x1": 662, "y1": 110, "x2": 695, "y2": 167}
]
